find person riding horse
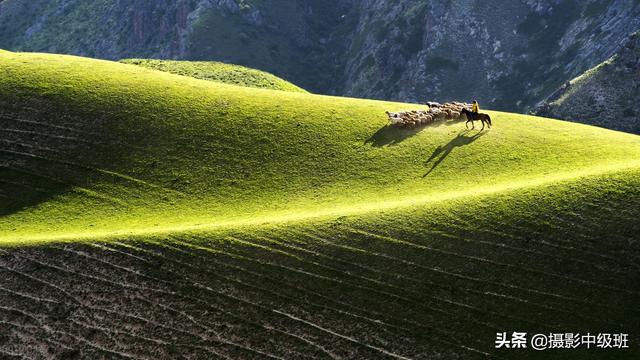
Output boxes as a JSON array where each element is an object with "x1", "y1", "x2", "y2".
[
  {"x1": 471, "y1": 100, "x2": 480, "y2": 114},
  {"x1": 460, "y1": 101, "x2": 491, "y2": 131}
]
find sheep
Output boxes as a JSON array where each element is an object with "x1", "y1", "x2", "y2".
[
  {"x1": 386, "y1": 101, "x2": 471, "y2": 128},
  {"x1": 433, "y1": 111, "x2": 446, "y2": 121},
  {"x1": 385, "y1": 111, "x2": 405, "y2": 125},
  {"x1": 445, "y1": 109, "x2": 454, "y2": 119}
]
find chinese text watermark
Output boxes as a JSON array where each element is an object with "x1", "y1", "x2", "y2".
[{"x1": 495, "y1": 332, "x2": 629, "y2": 351}]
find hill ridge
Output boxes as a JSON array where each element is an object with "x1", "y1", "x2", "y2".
[
  {"x1": 120, "y1": 58, "x2": 308, "y2": 93},
  {"x1": 3, "y1": 159, "x2": 640, "y2": 245},
  {"x1": 535, "y1": 31, "x2": 640, "y2": 134}
]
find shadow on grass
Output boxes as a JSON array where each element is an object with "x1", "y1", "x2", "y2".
[
  {"x1": 365, "y1": 119, "x2": 466, "y2": 147},
  {"x1": 423, "y1": 129, "x2": 486, "y2": 177},
  {"x1": 0, "y1": 99, "x2": 133, "y2": 217},
  {"x1": 365, "y1": 124, "x2": 424, "y2": 147}
]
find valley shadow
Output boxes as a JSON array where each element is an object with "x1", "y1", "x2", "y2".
[{"x1": 423, "y1": 129, "x2": 486, "y2": 177}]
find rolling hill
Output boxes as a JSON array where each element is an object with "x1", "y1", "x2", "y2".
[
  {"x1": 1, "y1": 51, "x2": 640, "y2": 359},
  {"x1": 120, "y1": 59, "x2": 307, "y2": 93}
]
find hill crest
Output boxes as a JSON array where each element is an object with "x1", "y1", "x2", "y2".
[{"x1": 120, "y1": 58, "x2": 307, "y2": 93}]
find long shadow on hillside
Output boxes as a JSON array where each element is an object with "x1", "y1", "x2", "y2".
[
  {"x1": 423, "y1": 130, "x2": 486, "y2": 177},
  {"x1": 365, "y1": 124, "x2": 424, "y2": 147},
  {"x1": 366, "y1": 119, "x2": 466, "y2": 147}
]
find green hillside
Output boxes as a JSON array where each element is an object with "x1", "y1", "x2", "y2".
[
  {"x1": 121, "y1": 58, "x2": 308, "y2": 93},
  {"x1": 1, "y1": 52, "x2": 639, "y2": 359}
]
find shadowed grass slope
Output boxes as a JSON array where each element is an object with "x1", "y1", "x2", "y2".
[
  {"x1": 120, "y1": 58, "x2": 308, "y2": 93},
  {"x1": 1, "y1": 170, "x2": 639, "y2": 359},
  {"x1": 0, "y1": 52, "x2": 640, "y2": 359}
]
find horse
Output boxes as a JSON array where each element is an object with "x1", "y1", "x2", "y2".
[{"x1": 460, "y1": 108, "x2": 492, "y2": 130}]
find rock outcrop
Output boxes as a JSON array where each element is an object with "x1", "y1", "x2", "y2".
[
  {"x1": 535, "y1": 32, "x2": 640, "y2": 134},
  {"x1": 342, "y1": 0, "x2": 640, "y2": 111}
]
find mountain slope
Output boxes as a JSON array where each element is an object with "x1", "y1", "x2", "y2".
[
  {"x1": 1, "y1": 52, "x2": 640, "y2": 358},
  {"x1": 1, "y1": 0, "x2": 639, "y2": 112},
  {"x1": 2, "y1": 51, "x2": 640, "y2": 243},
  {"x1": 340, "y1": 0, "x2": 640, "y2": 111},
  {"x1": 535, "y1": 31, "x2": 640, "y2": 134},
  {"x1": 2, "y1": 174, "x2": 639, "y2": 359},
  {"x1": 120, "y1": 59, "x2": 307, "y2": 93}
]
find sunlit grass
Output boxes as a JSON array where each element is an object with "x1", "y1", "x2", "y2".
[
  {"x1": 120, "y1": 58, "x2": 307, "y2": 93},
  {"x1": 1, "y1": 51, "x2": 640, "y2": 244}
]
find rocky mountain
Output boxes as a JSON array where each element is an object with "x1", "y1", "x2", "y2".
[
  {"x1": 535, "y1": 32, "x2": 640, "y2": 134},
  {"x1": 1, "y1": 0, "x2": 639, "y2": 113},
  {"x1": 344, "y1": 0, "x2": 640, "y2": 111}
]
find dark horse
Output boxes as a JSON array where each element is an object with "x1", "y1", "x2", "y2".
[{"x1": 460, "y1": 108, "x2": 492, "y2": 130}]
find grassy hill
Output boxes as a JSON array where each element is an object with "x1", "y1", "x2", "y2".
[
  {"x1": 1, "y1": 51, "x2": 639, "y2": 359},
  {"x1": 120, "y1": 58, "x2": 308, "y2": 93}
]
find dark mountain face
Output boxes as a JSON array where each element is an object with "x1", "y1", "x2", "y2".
[
  {"x1": 535, "y1": 32, "x2": 640, "y2": 134},
  {"x1": 1, "y1": 0, "x2": 639, "y2": 112},
  {"x1": 340, "y1": 0, "x2": 640, "y2": 111}
]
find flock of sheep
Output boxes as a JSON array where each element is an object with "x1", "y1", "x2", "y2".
[{"x1": 386, "y1": 101, "x2": 472, "y2": 128}]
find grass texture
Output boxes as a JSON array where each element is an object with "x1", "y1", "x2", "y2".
[
  {"x1": 2, "y1": 52, "x2": 639, "y2": 244},
  {"x1": 120, "y1": 58, "x2": 308, "y2": 93},
  {"x1": 1, "y1": 51, "x2": 639, "y2": 359}
]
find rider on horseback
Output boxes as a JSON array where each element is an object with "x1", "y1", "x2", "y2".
[
  {"x1": 471, "y1": 100, "x2": 480, "y2": 113},
  {"x1": 461, "y1": 101, "x2": 492, "y2": 130}
]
